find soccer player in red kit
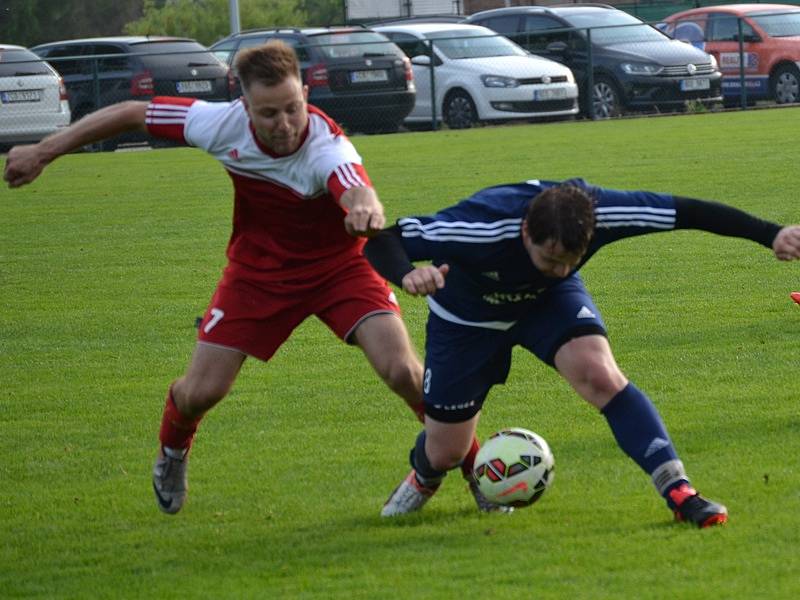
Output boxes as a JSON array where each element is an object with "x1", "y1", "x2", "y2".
[{"x1": 4, "y1": 41, "x2": 502, "y2": 515}]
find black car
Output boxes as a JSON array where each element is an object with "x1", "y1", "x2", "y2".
[
  {"x1": 466, "y1": 5, "x2": 723, "y2": 117},
  {"x1": 210, "y1": 27, "x2": 415, "y2": 133},
  {"x1": 31, "y1": 36, "x2": 233, "y2": 149}
]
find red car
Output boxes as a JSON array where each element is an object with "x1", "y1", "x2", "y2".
[{"x1": 661, "y1": 4, "x2": 800, "y2": 104}]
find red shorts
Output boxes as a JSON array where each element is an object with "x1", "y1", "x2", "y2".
[{"x1": 197, "y1": 256, "x2": 400, "y2": 361}]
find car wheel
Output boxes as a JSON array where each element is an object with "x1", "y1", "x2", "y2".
[
  {"x1": 444, "y1": 90, "x2": 477, "y2": 129},
  {"x1": 591, "y1": 76, "x2": 622, "y2": 119},
  {"x1": 771, "y1": 64, "x2": 800, "y2": 104}
]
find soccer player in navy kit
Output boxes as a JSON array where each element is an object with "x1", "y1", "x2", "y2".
[{"x1": 365, "y1": 179, "x2": 800, "y2": 527}]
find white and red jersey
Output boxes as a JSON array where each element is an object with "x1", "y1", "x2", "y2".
[{"x1": 144, "y1": 96, "x2": 372, "y2": 286}]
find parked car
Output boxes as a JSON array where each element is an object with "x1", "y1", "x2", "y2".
[
  {"x1": 0, "y1": 44, "x2": 70, "y2": 151},
  {"x1": 31, "y1": 36, "x2": 233, "y2": 149},
  {"x1": 661, "y1": 4, "x2": 800, "y2": 104},
  {"x1": 466, "y1": 5, "x2": 723, "y2": 118},
  {"x1": 374, "y1": 23, "x2": 579, "y2": 129},
  {"x1": 210, "y1": 27, "x2": 415, "y2": 133}
]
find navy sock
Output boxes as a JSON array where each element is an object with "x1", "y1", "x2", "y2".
[
  {"x1": 409, "y1": 431, "x2": 447, "y2": 487},
  {"x1": 601, "y1": 383, "x2": 689, "y2": 498}
]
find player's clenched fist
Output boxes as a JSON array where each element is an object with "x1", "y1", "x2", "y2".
[
  {"x1": 773, "y1": 225, "x2": 800, "y2": 261},
  {"x1": 4, "y1": 145, "x2": 47, "y2": 188},
  {"x1": 402, "y1": 264, "x2": 450, "y2": 296}
]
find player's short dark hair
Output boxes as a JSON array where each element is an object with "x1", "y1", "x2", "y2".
[
  {"x1": 234, "y1": 40, "x2": 301, "y2": 91},
  {"x1": 525, "y1": 185, "x2": 595, "y2": 255}
]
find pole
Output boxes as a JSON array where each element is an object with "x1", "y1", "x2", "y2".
[{"x1": 229, "y1": 0, "x2": 241, "y2": 35}]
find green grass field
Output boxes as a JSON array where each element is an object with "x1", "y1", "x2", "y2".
[{"x1": 2, "y1": 108, "x2": 800, "y2": 598}]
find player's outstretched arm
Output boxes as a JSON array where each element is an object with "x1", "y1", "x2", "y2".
[
  {"x1": 3, "y1": 101, "x2": 149, "y2": 189},
  {"x1": 772, "y1": 226, "x2": 800, "y2": 261},
  {"x1": 340, "y1": 186, "x2": 386, "y2": 237}
]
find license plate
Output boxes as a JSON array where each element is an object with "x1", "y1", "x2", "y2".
[
  {"x1": 350, "y1": 70, "x2": 388, "y2": 83},
  {"x1": 0, "y1": 89, "x2": 42, "y2": 103},
  {"x1": 534, "y1": 87, "x2": 568, "y2": 101},
  {"x1": 680, "y1": 78, "x2": 710, "y2": 91},
  {"x1": 176, "y1": 80, "x2": 213, "y2": 94}
]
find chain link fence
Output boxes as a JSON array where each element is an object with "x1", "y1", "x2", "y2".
[{"x1": 2, "y1": 12, "x2": 799, "y2": 151}]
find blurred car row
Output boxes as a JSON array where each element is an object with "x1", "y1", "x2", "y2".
[{"x1": 3, "y1": 3, "x2": 800, "y2": 150}]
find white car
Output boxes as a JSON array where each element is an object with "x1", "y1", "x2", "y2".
[
  {"x1": 0, "y1": 45, "x2": 70, "y2": 150},
  {"x1": 373, "y1": 23, "x2": 578, "y2": 129}
]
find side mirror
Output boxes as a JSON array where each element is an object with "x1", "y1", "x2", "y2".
[{"x1": 411, "y1": 55, "x2": 432, "y2": 66}]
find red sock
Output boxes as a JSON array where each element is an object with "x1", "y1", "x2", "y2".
[
  {"x1": 460, "y1": 436, "x2": 481, "y2": 478},
  {"x1": 158, "y1": 387, "x2": 202, "y2": 450}
]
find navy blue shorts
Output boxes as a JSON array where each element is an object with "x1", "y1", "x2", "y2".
[{"x1": 423, "y1": 275, "x2": 606, "y2": 423}]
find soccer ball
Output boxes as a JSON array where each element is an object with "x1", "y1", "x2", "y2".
[{"x1": 472, "y1": 428, "x2": 555, "y2": 508}]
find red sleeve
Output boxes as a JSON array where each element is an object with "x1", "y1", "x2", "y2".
[
  {"x1": 326, "y1": 163, "x2": 373, "y2": 201},
  {"x1": 144, "y1": 96, "x2": 197, "y2": 143}
]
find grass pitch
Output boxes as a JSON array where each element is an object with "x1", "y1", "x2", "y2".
[{"x1": 2, "y1": 108, "x2": 800, "y2": 598}]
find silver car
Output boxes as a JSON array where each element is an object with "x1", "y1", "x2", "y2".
[{"x1": 0, "y1": 44, "x2": 71, "y2": 150}]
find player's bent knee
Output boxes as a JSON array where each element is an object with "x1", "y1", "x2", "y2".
[
  {"x1": 581, "y1": 361, "x2": 627, "y2": 398},
  {"x1": 173, "y1": 379, "x2": 231, "y2": 416}
]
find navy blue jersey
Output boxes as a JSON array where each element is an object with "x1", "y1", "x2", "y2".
[{"x1": 397, "y1": 178, "x2": 676, "y2": 326}]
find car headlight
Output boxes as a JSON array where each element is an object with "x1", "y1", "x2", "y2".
[
  {"x1": 708, "y1": 53, "x2": 718, "y2": 70},
  {"x1": 481, "y1": 75, "x2": 519, "y2": 88},
  {"x1": 564, "y1": 70, "x2": 575, "y2": 84},
  {"x1": 620, "y1": 62, "x2": 664, "y2": 75}
]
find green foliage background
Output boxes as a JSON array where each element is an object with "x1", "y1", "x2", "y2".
[
  {"x1": 2, "y1": 109, "x2": 800, "y2": 597},
  {"x1": 1, "y1": 0, "x2": 344, "y2": 47}
]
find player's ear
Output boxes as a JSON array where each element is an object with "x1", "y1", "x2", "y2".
[{"x1": 302, "y1": 85, "x2": 309, "y2": 101}]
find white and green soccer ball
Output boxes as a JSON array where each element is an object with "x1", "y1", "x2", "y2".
[{"x1": 473, "y1": 427, "x2": 555, "y2": 508}]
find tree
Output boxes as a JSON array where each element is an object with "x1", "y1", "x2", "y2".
[
  {"x1": 124, "y1": 0, "x2": 308, "y2": 46},
  {"x1": 0, "y1": 0, "x2": 144, "y2": 47}
]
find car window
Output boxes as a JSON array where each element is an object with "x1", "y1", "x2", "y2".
[
  {"x1": 479, "y1": 16, "x2": 519, "y2": 36},
  {"x1": 749, "y1": 10, "x2": 800, "y2": 37},
  {"x1": 521, "y1": 15, "x2": 584, "y2": 51},
  {"x1": 90, "y1": 44, "x2": 132, "y2": 72},
  {"x1": 210, "y1": 39, "x2": 238, "y2": 65},
  {"x1": 0, "y1": 48, "x2": 52, "y2": 76},
  {"x1": 383, "y1": 32, "x2": 428, "y2": 58},
  {"x1": 235, "y1": 36, "x2": 311, "y2": 63},
  {"x1": 707, "y1": 14, "x2": 756, "y2": 42},
  {"x1": 670, "y1": 18, "x2": 707, "y2": 44},
  {"x1": 563, "y1": 11, "x2": 668, "y2": 45},
  {"x1": 132, "y1": 41, "x2": 223, "y2": 69},
  {"x1": 33, "y1": 45, "x2": 90, "y2": 76},
  {"x1": 310, "y1": 31, "x2": 404, "y2": 59},
  {"x1": 427, "y1": 28, "x2": 526, "y2": 59}
]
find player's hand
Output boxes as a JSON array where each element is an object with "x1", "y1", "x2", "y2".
[
  {"x1": 3, "y1": 144, "x2": 47, "y2": 188},
  {"x1": 344, "y1": 203, "x2": 386, "y2": 237},
  {"x1": 773, "y1": 225, "x2": 800, "y2": 261},
  {"x1": 402, "y1": 264, "x2": 450, "y2": 296}
]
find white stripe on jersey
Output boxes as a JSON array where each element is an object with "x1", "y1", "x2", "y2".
[
  {"x1": 145, "y1": 104, "x2": 190, "y2": 125},
  {"x1": 595, "y1": 205, "x2": 675, "y2": 229},
  {"x1": 334, "y1": 163, "x2": 366, "y2": 189},
  {"x1": 427, "y1": 296, "x2": 516, "y2": 331},
  {"x1": 399, "y1": 217, "x2": 523, "y2": 243}
]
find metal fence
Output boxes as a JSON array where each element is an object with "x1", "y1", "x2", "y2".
[{"x1": 2, "y1": 13, "x2": 799, "y2": 151}]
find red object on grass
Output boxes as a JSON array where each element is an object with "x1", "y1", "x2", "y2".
[{"x1": 791, "y1": 292, "x2": 800, "y2": 305}]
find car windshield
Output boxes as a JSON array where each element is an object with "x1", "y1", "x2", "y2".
[
  {"x1": 563, "y1": 11, "x2": 668, "y2": 45},
  {"x1": 426, "y1": 29, "x2": 526, "y2": 59},
  {"x1": 310, "y1": 31, "x2": 403, "y2": 58},
  {"x1": 0, "y1": 48, "x2": 52, "y2": 77},
  {"x1": 132, "y1": 41, "x2": 223, "y2": 67},
  {"x1": 749, "y1": 10, "x2": 800, "y2": 37}
]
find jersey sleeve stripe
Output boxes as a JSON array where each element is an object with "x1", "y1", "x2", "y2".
[
  {"x1": 145, "y1": 97, "x2": 195, "y2": 143},
  {"x1": 398, "y1": 217, "x2": 523, "y2": 242},
  {"x1": 334, "y1": 163, "x2": 366, "y2": 189}
]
